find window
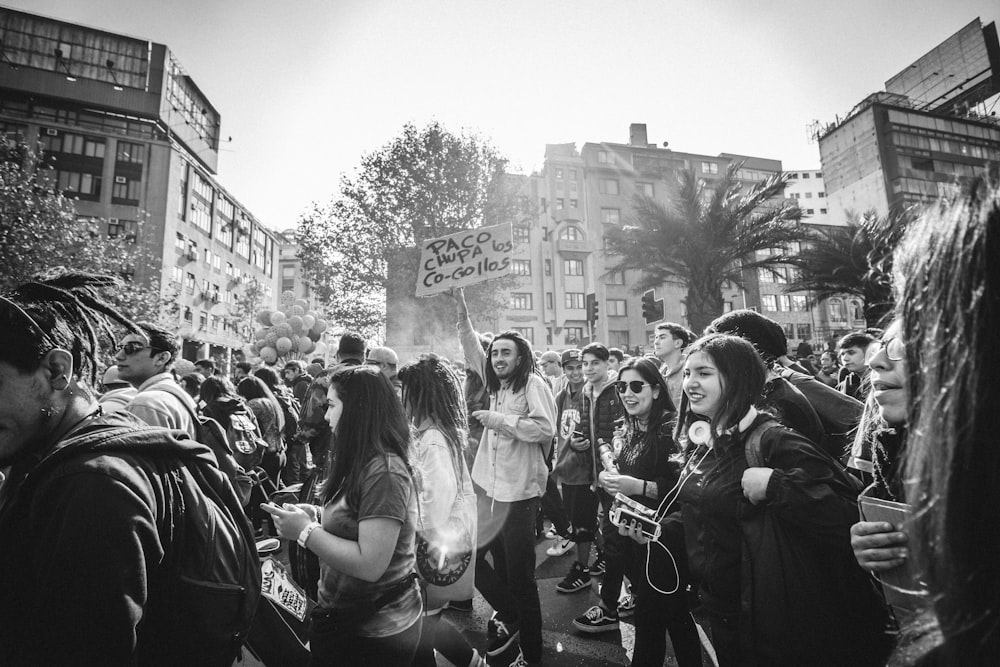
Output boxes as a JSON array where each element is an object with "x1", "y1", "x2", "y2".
[
  {"x1": 555, "y1": 198, "x2": 564, "y2": 210},
  {"x1": 512, "y1": 259, "x2": 531, "y2": 276},
  {"x1": 762, "y1": 294, "x2": 778, "y2": 311},
  {"x1": 820, "y1": 208, "x2": 827, "y2": 215},
  {"x1": 599, "y1": 178, "x2": 620, "y2": 195},
  {"x1": 56, "y1": 170, "x2": 102, "y2": 198},
  {"x1": 789, "y1": 192, "x2": 800, "y2": 199},
  {"x1": 850, "y1": 299, "x2": 864, "y2": 321},
  {"x1": 806, "y1": 209, "x2": 815, "y2": 215},
  {"x1": 183, "y1": 307, "x2": 193, "y2": 323},
  {"x1": 226, "y1": 262, "x2": 235, "y2": 279},
  {"x1": 170, "y1": 266, "x2": 183, "y2": 284},
  {"x1": 802, "y1": 173, "x2": 810, "y2": 179},
  {"x1": 565, "y1": 327, "x2": 584, "y2": 343},
  {"x1": 636, "y1": 182, "x2": 654, "y2": 197},
  {"x1": 185, "y1": 272, "x2": 196, "y2": 293},
  {"x1": 544, "y1": 259, "x2": 552, "y2": 276},
  {"x1": 212, "y1": 253, "x2": 221, "y2": 271},
  {"x1": 115, "y1": 141, "x2": 144, "y2": 163},
  {"x1": 601, "y1": 208, "x2": 621, "y2": 224},
  {"x1": 175, "y1": 232, "x2": 186, "y2": 251},
  {"x1": 701, "y1": 162, "x2": 719, "y2": 174},
  {"x1": 774, "y1": 266, "x2": 788, "y2": 284},
  {"x1": 559, "y1": 226, "x2": 583, "y2": 241},
  {"x1": 569, "y1": 180, "x2": 578, "y2": 194},
  {"x1": 546, "y1": 292, "x2": 554, "y2": 309},
  {"x1": 198, "y1": 312, "x2": 208, "y2": 331},
  {"x1": 112, "y1": 175, "x2": 141, "y2": 204},
  {"x1": 107, "y1": 219, "x2": 137, "y2": 243},
  {"x1": 42, "y1": 131, "x2": 105, "y2": 158},
  {"x1": 791, "y1": 295, "x2": 807, "y2": 311},
  {"x1": 204, "y1": 248, "x2": 212, "y2": 265},
  {"x1": 569, "y1": 198, "x2": 578, "y2": 208},
  {"x1": 563, "y1": 259, "x2": 584, "y2": 276},
  {"x1": 609, "y1": 330, "x2": 630, "y2": 349},
  {"x1": 779, "y1": 295, "x2": 792, "y2": 311},
  {"x1": 513, "y1": 226, "x2": 530, "y2": 244},
  {"x1": 597, "y1": 151, "x2": 609, "y2": 163},
  {"x1": 565, "y1": 292, "x2": 585, "y2": 309},
  {"x1": 789, "y1": 172, "x2": 799, "y2": 179},
  {"x1": 607, "y1": 299, "x2": 627, "y2": 316},
  {"x1": 555, "y1": 168, "x2": 563, "y2": 179},
  {"x1": 190, "y1": 172, "x2": 214, "y2": 233},
  {"x1": 783, "y1": 323, "x2": 795, "y2": 339},
  {"x1": 608, "y1": 270, "x2": 625, "y2": 285},
  {"x1": 827, "y1": 298, "x2": 846, "y2": 320},
  {"x1": 510, "y1": 293, "x2": 533, "y2": 310},
  {"x1": 758, "y1": 267, "x2": 774, "y2": 283},
  {"x1": 818, "y1": 192, "x2": 825, "y2": 198},
  {"x1": 512, "y1": 327, "x2": 534, "y2": 344},
  {"x1": 797, "y1": 323, "x2": 812, "y2": 340},
  {"x1": 568, "y1": 169, "x2": 576, "y2": 179},
  {"x1": 805, "y1": 192, "x2": 813, "y2": 199}
]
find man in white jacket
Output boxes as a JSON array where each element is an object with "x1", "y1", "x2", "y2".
[{"x1": 454, "y1": 288, "x2": 555, "y2": 667}]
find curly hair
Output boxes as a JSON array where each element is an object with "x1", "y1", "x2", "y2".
[{"x1": 484, "y1": 330, "x2": 538, "y2": 394}]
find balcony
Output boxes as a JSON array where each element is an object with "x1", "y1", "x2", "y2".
[{"x1": 555, "y1": 238, "x2": 590, "y2": 254}]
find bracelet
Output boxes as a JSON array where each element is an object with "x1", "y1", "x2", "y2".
[
  {"x1": 297, "y1": 521, "x2": 321, "y2": 548},
  {"x1": 313, "y1": 504, "x2": 324, "y2": 522}
]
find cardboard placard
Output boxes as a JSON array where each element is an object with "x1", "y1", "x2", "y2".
[
  {"x1": 858, "y1": 494, "x2": 925, "y2": 614},
  {"x1": 260, "y1": 556, "x2": 308, "y2": 622},
  {"x1": 415, "y1": 224, "x2": 513, "y2": 297}
]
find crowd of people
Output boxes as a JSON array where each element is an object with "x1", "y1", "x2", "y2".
[{"x1": 1, "y1": 174, "x2": 998, "y2": 666}]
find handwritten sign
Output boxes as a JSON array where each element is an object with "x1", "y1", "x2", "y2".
[
  {"x1": 260, "y1": 556, "x2": 308, "y2": 621},
  {"x1": 415, "y1": 224, "x2": 513, "y2": 297}
]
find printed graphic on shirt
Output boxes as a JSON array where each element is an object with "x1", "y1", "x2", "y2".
[{"x1": 560, "y1": 407, "x2": 581, "y2": 442}]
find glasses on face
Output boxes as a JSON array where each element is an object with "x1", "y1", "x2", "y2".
[
  {"x1": 871, "y1": 337, "x2": 905, "y2": 362},
  {"x1": 115, "y1": 341, "x2": 153, "y2": 356},
  {"x1": 615, "y1": 380, "x2": 651, "y2": 394}
]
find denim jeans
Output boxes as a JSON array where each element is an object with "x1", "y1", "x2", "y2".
[
  {"x1": 475, "y1": 493, "x2": 543, "y2": 663},
  {"x1": 598, "y1": 489, "x2": 629, "y2": 611}
]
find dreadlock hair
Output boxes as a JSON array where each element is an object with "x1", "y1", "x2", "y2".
[
  {"x1": 397, "y1": 355, "x2": 468, "y2": 482},
  {"x1": 0, "y1": 272, "x2": 139, "y2": 387},
  {"x1": 318, "y1": 365, "x2": 413, "y2": 505},
  {"x1": 484, "y1": 330, "x2": 537, "y2": 394}
]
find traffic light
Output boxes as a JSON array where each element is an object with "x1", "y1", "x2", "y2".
[
  {"x1": 586, "y1": 292, "x2": 599, "y2": 325},
  {"x1": 641, "y1": 290, "x2": 656, "y2": 324}
]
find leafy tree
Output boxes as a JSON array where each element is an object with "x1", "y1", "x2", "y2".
[
  {"x1": 297, "y1": 121, "x2": 523, "y2": 342},
  {"x1": 605, "y1": 163, "x2": 808, "y2": 334},
  {"x1": 780, "y1": 209, "x2": 911, "y2": 328},
  {"x1": 0, "y1": 143, "x2": 177, "y2": 325}
]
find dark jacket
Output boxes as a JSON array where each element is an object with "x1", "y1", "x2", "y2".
[
  {"x1": 0, "y1": 411, "x2": 257, "y2": 666},
  {"x1": 778, "y1": 367, "x2": 864, "y2": 461},
  {"x1": 552, "y1": 381, "x2": 589, "y2": 485},
  {"x1": 760, "y1": 376, "x2": 826, "y2": 452},
  {"x1": 290, "y1": 372, "x2": 314, "y2": 403},
  {"x1": 579, "y1": 373, "x2": 624, "y2": 487},
  {"x1": 616, "y1": 412, "x2": 680, "y2": 507},
  {"x1": 679, "y1": 415, "x2": 890, "y2": 666}
]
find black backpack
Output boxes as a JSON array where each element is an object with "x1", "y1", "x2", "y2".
[
  {"x1": 23, "y1": 423, "x2": 261, "y2": 665},
  {"x1": 274, "y1": 389, "x2": 301, "y2": 444}
]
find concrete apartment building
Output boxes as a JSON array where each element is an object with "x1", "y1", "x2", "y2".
[
  {"x1": 818, "y1": 18, "x2": 1000, "y2": 218},
  {"x1": 0, "y1": 7, "x2": 280, "y2": 366},
  {"x1": 485, "y1": 124, "x2": 829, "y2": 356}
]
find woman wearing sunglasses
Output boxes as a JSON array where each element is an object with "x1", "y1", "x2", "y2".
[
  {"x1": 672, "y1": 334, "x2": 890, "y2": 666},
  {"x1": 605, "y1": 357, "x2": 701, "y2": 667}
]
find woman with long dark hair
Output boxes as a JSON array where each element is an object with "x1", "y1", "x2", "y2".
[
  {"x1": 237, "y1": 375, "x2": 286, "y2": 487},
  {"x1": 671, "y1": 334, "x2": 889, "y2": 666},
  {"x1": 607, "y1": 357, "x2": 700, "y2": 667},
  {"x1": 398, "y1": 355, "x2": 484, "y2": 667},
  {"x1": 263, "y1": 365, "x2": 421, "y2": 665}
]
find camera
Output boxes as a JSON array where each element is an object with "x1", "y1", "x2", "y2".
[{"x1": 609, "y1": 492, "x2": 661, "y2": 541}]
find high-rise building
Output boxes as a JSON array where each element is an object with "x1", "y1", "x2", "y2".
[
  {"x1": 0, "y1": 7, "x2": 280, "y2": 367},
  {"x1": 818, "y1": 18, "x2": 1000, "y2": 218}
]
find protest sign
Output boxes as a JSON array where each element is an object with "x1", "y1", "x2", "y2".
[{"x1": 415, "y1": 223, "x2": 513, "y2": 297}]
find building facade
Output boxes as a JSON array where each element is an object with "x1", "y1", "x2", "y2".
[{"x1": 0, "y1": 7, "x2": 279, "y2": 367}]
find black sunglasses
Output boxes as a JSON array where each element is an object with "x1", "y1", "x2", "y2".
[
  {"x1": 115, "y1": 341, "x2": 164, "y2": 356},
  {"x1": 614, "y1": 380, "x2": 650, "y2": 394}
]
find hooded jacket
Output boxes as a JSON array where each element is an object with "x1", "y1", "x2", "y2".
[{"x1": 579, "y1": 370, "x2": 623, "y2": 488}]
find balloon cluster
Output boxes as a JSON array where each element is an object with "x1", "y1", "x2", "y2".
[{"x1": 243, "y1": 291, "x2": 329, "y2": 365}]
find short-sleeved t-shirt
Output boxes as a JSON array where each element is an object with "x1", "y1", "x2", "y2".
[{"x1": 317, "y1": 452, "x2": 421, "y2": 637}]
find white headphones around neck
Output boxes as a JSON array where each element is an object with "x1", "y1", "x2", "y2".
[{"x1": 686, "y1": 407, "x2": 758, "y2": 449}]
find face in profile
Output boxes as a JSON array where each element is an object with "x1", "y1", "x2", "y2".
[{"x1": 867, "y1": 321, "x2": 908, "y2": 426}]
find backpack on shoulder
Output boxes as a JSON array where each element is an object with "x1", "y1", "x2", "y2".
[{"x1": 226, "y1": 409, "x2": 268, "y2": 471}]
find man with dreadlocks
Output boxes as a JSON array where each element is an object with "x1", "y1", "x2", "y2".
[
  {"x1": 453, "y1": 287, "x2": 556, "y2": 667},
  {"x1": 0, "y1": 272, "x2": 259, "y2": 665}
]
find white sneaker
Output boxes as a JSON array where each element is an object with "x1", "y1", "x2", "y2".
[
  {"x1": 545, "y1": 537, "x2": 575, "y2": 557},
  {"x1": 543, "y1": 526, "x2": 560, "y2": 539}
]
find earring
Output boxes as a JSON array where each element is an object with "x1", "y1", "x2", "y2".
[{"x1": 52, "y1": 374, "x2": 70, "y2": 392}]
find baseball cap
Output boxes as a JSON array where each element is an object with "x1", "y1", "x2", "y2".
[
  {"x1": 540, "y1": 351, "x2": 561, "y2": 366},
  {"x1": 561, "y1": 349, "x2": 582, "y2": 365}
]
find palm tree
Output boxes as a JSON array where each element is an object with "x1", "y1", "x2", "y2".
[
  {"x1": 605, "y1": 163, "x2": 808, "y2": 334},
  {"x1": 780, "y1": 209, "x2": 911, "y2": 328}
]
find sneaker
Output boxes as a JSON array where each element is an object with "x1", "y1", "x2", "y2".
[
  {"x1": 572, "y1": 604, "x2": 620, "y2": 634},
  {"x1": 446, "y1": 598, "x2": 473, "y2": 613},
  {"x1": 504, "y1": 648, "x2": 529, "y2": 667},
  {"x1": 589, "y1": 554, "x2": 606, "y2": 576},
  {"x1": 543, "y1": 526, "x2": 560, "y2": 540},
  {"x1": 556, "y1": 561, "x2": 591, "y2": 593},
  {"x1": 545, "y1": 537, "x2": 575, "y2": 557},
  {"x1": 486, "y1": 618, "x2": 520, "y2": 656},
  {"x1": 617, "y1": 593, "x2": 636, "y2": 618}
]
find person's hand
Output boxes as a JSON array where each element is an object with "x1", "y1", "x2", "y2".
[
  {"x1": 470, "y1": 410, "x2": 491, "y2": 425},
  {"x1": 569, "y1": 434, "x2": 590, "y2": 452},
  {"x1": 600, "y1": 473, "x2": 641, "y2": 496},
  {"x1": 851, "y1": 521, "x2": 908, "y2": 572},
  {"x1": 618, "y1": 518, "x2": 651, "y2": 545},
  {"x1": 260, "y1": 502, "x2": 313, "y2": 541},
  {"x1": 741, "y1": 467, "x2": 774, "y2": 505}
]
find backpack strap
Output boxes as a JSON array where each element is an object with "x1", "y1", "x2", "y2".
[{"x1": 744, "y1": 419, "x2": 781, "y2": 468}]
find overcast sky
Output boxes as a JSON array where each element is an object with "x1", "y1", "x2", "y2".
[{"x1": 9, "y1": 0, "x2": 999, "y2": 230}]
